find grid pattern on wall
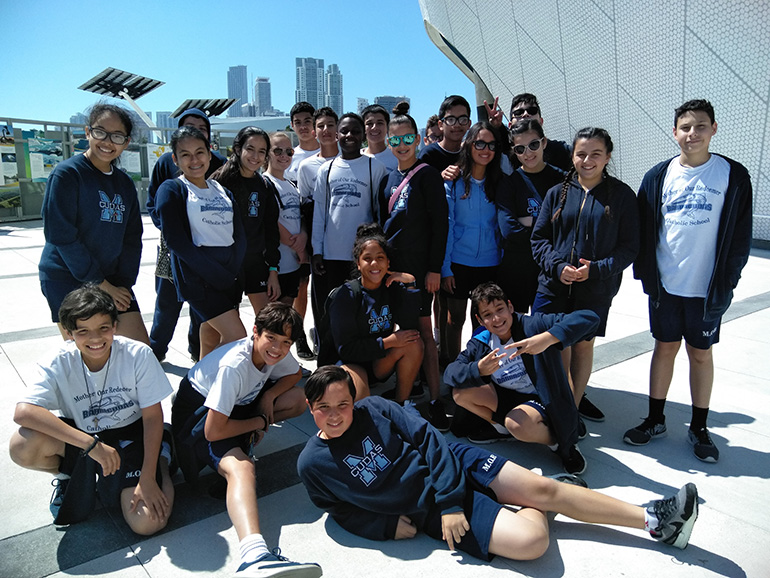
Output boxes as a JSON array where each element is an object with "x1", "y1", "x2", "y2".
[{"x1": 419, "y1": 0, "x2": 770, "y2": 239}]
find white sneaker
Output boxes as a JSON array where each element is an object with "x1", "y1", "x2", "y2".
[{"x1": 235, "y1": 549, "x2": 322, "y2": 578}]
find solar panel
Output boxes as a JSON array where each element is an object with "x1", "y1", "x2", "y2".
[
  {"x1": 77, "y1": 67, "x2": 164, "y2": 100},
  {"x1": 171, "y1": 99, "x2": 238, "y2": 119}
]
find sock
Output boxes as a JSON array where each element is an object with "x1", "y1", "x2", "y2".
[
  {"x1": 690, "y1": 405, "x2": 709, "y2": 431},
  {"x1": 648, "y1": 397, "x2": 666, "y2": 423},
  {"x1": 491, "y1": 422, "x2": 508, "y2": 434},
  {"x1": 644, "y1": 509, "x2": 659, "y2": 533},
  {"x1": 238, "y1": 533, "x2": 269, "y2": 570}
]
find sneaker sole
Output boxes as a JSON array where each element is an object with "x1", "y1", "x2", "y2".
[
  {"x1": 670, "y1": 484, "x2": 699, "y2": 549},
  {"x1": 236, "y1": 563, "x2": 323, "y2": 578},
  {"x1": 623, "y1": 429, "x2": 667, "y2": 446}
]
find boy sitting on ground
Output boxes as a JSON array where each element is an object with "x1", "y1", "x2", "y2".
[
  {"x1": 171, "y1": 302, "x2": 321, "y2": 578},
  {"x1": 10, "y1": 284, "x2": 174, "y2": 534},
  {"x1": 445, "y1": 282, "x2": 597, "y2": 475},
  {"x1": 298, "y1": 365, "x2": 699, "y2": 563}
]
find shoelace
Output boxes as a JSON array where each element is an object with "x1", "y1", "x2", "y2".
[
  {"x1": 652, "y1": 494, "x2": 678, "y2": 529},
  {"x1": 270, "y1": 548, "x2": 289, "y2": 562}
]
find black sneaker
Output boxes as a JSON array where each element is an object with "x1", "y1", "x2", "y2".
[
  {"x1": 560, "y1": 444, "x2": 586, "y2": 475},
  {"x1": 295, "y1": 336, "x2": 316, "y2": 360},
  {"x1": 688, "y1": 427, "x2": 719, "y2": 463},
  {"x1": 547, "y1": 472, "x2": 588, "y2": 488},
  {"x1": 648, "y1": 483, "x2": 698, "y2": 549},
  {"x1": 49, "y1": 477, "x2": 69, "y2": 520},
  {"x1": 427, "y1": 399, "x2": 451, "y2": 432},
  {"x1": 235, "y1": 548, "x2": 323, "y2": 577},
  {"x1": 579, "y1": 395, "x2": 605, "y2": 421},
  {"x1": 578, "y1": 416, "x2": 588, "y2": 440},
  {"x1": 468, "y1": 426, "x2": 512, "y2": 444},
  {"x1": 623, "y1": 418, "x2": 667, "y2": 445}
]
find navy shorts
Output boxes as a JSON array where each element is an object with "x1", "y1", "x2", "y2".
[
  {"x1": 422, "y1": 442, "x2": 507, "y2": 560},
  {"x1": 278, "y1": 269, "x2": 302, "y2": 299},
  {"x1": 42, "y1": 279, "x2": 140, "y2": 323},
  {"x1": 649, "y1": 288, "x2": 721, "y2": 349},
  {"x1": 491, "y1": 383, "x2": 546, "y2": 425},
  {"x1": 244, "y1": 259, "x2": 270, "y2": 294},
  {"x1": 442, "y1": 263, "x2": 499, "y2": 301},
  {"x1": 187, "y1": 279, "x2": 243, "y2": 322},
  {"x1": 532, "y1": 291, "x2": 609, "y2": 337},
  {"x1": 418, "y1": 287, "x2": 435, "y2": 318}
]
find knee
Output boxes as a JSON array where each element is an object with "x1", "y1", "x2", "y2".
[
  {"x1": 126, "y1": 511, "x2": 169, "y2": 536},
  {"x1": 686, "y1": 344, "x2": 712, "y2": 365},
  {"x1": 9, "y1": 429, "x2": 45, "y2": 469},
  {"x1": 222, "y1": 456, "x2": 256, "y2": 482},
  {"x1": 520, "y1": 529, "x2": 550, "y2": 560},
  {"x1": 654, "y1": 340, "x2": 680, "y2": 359}
]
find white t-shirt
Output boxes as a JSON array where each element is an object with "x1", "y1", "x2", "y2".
[
  {"x1": 489, "y1": 334, "x2": 536, "y2": 394},
  {"x1": 182, "y1": 176, "x2": 235, "y2": 247},
  {"x1": 364, "y1": 148, "x2": 398, "y2": 173},
  {"x1": 285, "y1": 145, "x2": 320, "y2": 184},
  {"x1": 297, "y1": 153, "x2": 337, "y2": 202},
  {"x1": 20, "y1": 337, "x2": 172, "y2": 434},
  {"x1": 658, "y1": 155, "x2": 729, "y2": 297},
  {"x1": 265, "y1": 174, "x2": 302, "y2": 274},
  {"x1": 311, "y1": 155, "x2": 387, "y2": 261},
  {"x1": 187, "y1": 335, "x2": 300, "y2": 416}
]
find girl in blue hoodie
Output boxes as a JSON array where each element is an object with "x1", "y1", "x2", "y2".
[{"x1": 441, "y1": 121, "x2": 502, "y2": 361}]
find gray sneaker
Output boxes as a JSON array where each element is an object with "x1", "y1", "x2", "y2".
[
  {"x1": 688, "y1": 427, "x2": 719, "y2": 463},
  {"x1": 648, "y1": 483, "x2": 699, "y2": 549},
  {"x1": 623, "y1": 418, "x2": 666, "y2": 445}
]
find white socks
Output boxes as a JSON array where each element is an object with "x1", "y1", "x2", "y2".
[
  {"x1": 644, "y1": 510, "x2": 659, "y2": 532},
  {"x1": 238, "y1": 533, "x2": 269, "y2": 568}
]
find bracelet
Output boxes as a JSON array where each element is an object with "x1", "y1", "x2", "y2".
[
  {"x1": 81, "y1": 435, "x2": 100, "y2": 457},
  {"x1": 268, "y1": 266, "x2": 278, "y2": 272}
]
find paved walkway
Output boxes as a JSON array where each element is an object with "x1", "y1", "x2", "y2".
[{"x1": 1, "y1": 216, "x2": 768, "y2": 577}]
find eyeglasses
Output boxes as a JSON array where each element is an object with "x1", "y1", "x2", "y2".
[
  {"x1": 387, "y1": 134, "x2": 418, "y2": 147},
  {"x1": 472, "y1": 140, "x2": 497, "y2": 151},
  {"x1": 425, "y1": 133, "x2": 440, "y2": 143},
  {"x1": 512, "y1": 138, "x2": 544, "y2": 156},
  {"x1": 272, "y1": 147, "x2": 294, "y2": 157},
  {"x1": 441, "y1": 115, "x2": 470, "y2": 126},
  {"x1": 511, "y1": 106, "x2": 540, "y2": 118},
  {"x1": 88, "y1": 126, "x2": 129, "y2": 145}
]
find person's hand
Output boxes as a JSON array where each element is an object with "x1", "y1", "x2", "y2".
[
  {"x1": 99, "y1": 280, "x2": 132, "y2": 311},
  {"x1": 385, "y1": 271, "x2": 415, "y2": 287},
  {"x1": 441, "y1": 276, "x2": 456, "y2": 294},
  {"x1": 395, "y1": 515, "x2": 417, "y2": 539},
  {"x1": 441, "y1": 165, "x2": 460, "y2": 181},
  {"x1": 477, "y1": 347, "x2": 507, "y2": 376},
  {"x1": 574, "y1": 259, "x2": 591, "y2": 282},
  {"x1": 89, "y1": 440, "x2": 121, "y2": 476},
  {"x1": 505, "y1": 332, "x2": 558, "y2": 357},
  {"x1": 312, "y1": 255, "x2": 325, "y2": 275},
  {"x1": 130, "y1": 476, "x2": 170, "y2": 522},
  {"x1": 385, "y1": 329, "x2": 421, "y2": 349},
  {"x1": 559, "y1": 265, "x2": 579, "y2": 285},
  {"x1": 442, "y1": 511, "x2": 470, "y2": 550},
  {"x1": 484, "y1": 97, "x2": 503, "y2": 127},
  {"x1": 425, "y1": 272, "x2": 440, "y2": 293},
  {"x1": 266, "y1": 270, "x2": 281, "y2": 302}
]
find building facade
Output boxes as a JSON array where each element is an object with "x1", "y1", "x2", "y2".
[
  {"x1": 296, "y1": 57, "x2": 326, "y2": 110},
  {"x1": 254, "y1": 77, "x2": 272, "y2": 116},
  {"x1": 227, "y1": 65, "x2": 249, "y2": 118},
  {"x1": 325, "y1": 64, "x2": 343, "y2": 114}
]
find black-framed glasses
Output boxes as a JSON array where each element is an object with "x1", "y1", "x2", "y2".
[
  {"x1": 472, "y1": 140, "x2": 497, "y2": 151},
  {"x1": 272, "y1": 147, "x2": 294, "y2": 157},
  {"x1": 512, "y1": 138, "x2": 544, "y2": 156},
  {"x1": 511, "y1": 106, "x2": 540, "y2": 118},
  {"x1": 88, "y1": 126, "x2": 129, "y2": 145},
  {"x1": 441, "y1": 115, "x2": 470, "y2": 126},
  {"x1": 425, "y1": 132, "x2": 440, "y2": 143},
  {"x1": 387, "y1": 134, "x2": 418, "y2": 147}
]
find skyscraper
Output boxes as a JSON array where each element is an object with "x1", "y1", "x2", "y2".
[
  {"x1": 295, "y1": 57, "x2": 325, "y2": 110},
  {"x1": 254, "y1": 77, "x2": 272, "y2": 116},
  {"x1": 374, "y1": 95, "x2": 410, "y2": 116},
  {"x1": 357, "y1": 98, "x2": 369, "y2": 115},
  {"x1": 325, "y1": 63, "x2": 343, "y2": 114},
  {"x1": 227, "y1": 65, "x2": 249, "y2": 118}
]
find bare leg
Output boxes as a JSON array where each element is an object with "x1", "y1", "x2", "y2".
[
  {"x1": 452, "y1": 385, "x2": 497, "y2": 422},
  {"x1": 247, "y1": 292, "x2": 269, "y2": 318},
  {"x1": 200, "y1": 310, "x2": 247, "y2": 359},
  {"x1": 685, "y1": 343, "x2": 713, "y2": 408},
  {"x1": 569, "y1": 338, "x2": 595, "y2": 405},
  {"x1": 505, "y1": 406, "x2": 553, "y2": 445},
  {"x1": 650, "y1": 340, "x2": 681, "y2": 399},
  {"x1": 293, "y1": 276, "x2": 309, "y2": 318},
  {"x1": 218, "y1": 449, "x2": 261, "y2": 540},
  {"x1": 341, "y1": 364, "x2": 371, "y2": 401},
  {"x1": 418, "y1": 316, "x2": 441, "y2": 401},
  {"x1": 272, "y1": 387, "x2": 308, "y2": 422},
  {"x1": 116, "y1": 311, "x2": 150, "y2": 346},
  {"x1": 372, "y1": 340, "x2": 424, "y2": 403},
  {"x1": 120, "y1": 458, "x2": 175, "y2": 536},
  {"x1": 445, "y1": 297, "x2": 467, "y2": 362},
  {"x1": 9, "y1": 427, "x2": 65, "y2": 474}
]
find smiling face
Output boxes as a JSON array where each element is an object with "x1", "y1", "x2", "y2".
[
  {"x1": 364, "y1": 112, "x2": 388, "y2": 145},
  {"x1": 268, "y1": 134, "x2": 294, "y2": 173},
  {"x1": 475, "y1": 298, "x2": 514, "y2": 342},
  {"x1": 67, "y1": 313, "x2": 116, "y2": 371},
  {"x1": 572, "y1": 137, "x2": 611, "y2": 189},
  {"x1": 439, "y1": 104, "x2": 471, "y2": 148},
  {"x1": 251, "y1": 325, "x2": 294, "y2": 370},
  {"x1": 512, "y1": 130, "x2": 546, "y2": 172},
  {"x1": 470, "y1": 128, "x2": 497, "y2": 169},
  {"x1": 173, "y1": 136, "x2": 211, "y2": 185},
  {"x1": 338, "y1": 117, "x2": 364, "y2": 159},
  {"x1": 309, "y1": 380, "x2": 355, "y2": 439},
  {"x1": 314, "y1": 115, "x2": 338, "y2": 148},
  {"x1": 674, "y1": 110, "x2": 717, "y2": 164},
  {"x1": 356, "y1": 239, "x2": 389, "y2": 289},
  {"x1": 388, "y1": 123, "x2": 419, "y2": 169},
  {"x1": 85, "y1": 112, "x2": 130, "y2": 172},
  {"x1": 238, "y1": 134, "x2": 268, "y2": 177}
]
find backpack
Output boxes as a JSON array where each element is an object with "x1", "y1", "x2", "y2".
[{"x1": 316, "y1": 278, "x2": 362, "y2": 367}]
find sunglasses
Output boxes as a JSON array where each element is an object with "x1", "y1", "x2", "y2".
[
  {"x1": 272, "y1": 147, "x2": 294, "y2": 157},
  {"x1": 88, "y1": 126, "x2": 129, "y2": 145},
  {"x1": 441, "y1": 115, "x2": 470, "y2": 126},
  {"x1": 511, "y1": 106, "x2": 540, "y2": 118},
  {"x1": 512, "y1": 138, "x2": 544, "y2": 156},
  {"x1": 472, "y1": 140, "x2": 497, "y2": 151},
  {"x1": 387, "y1": 133, "x2": 418, "y2": 147}
]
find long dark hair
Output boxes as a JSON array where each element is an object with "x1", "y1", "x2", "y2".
[
  {"x1": 455, "y1": 120, "x2": 501, "y2": 202},
  {"x1": 211, "y1": 126, "x2": 270, "y2": 185}
]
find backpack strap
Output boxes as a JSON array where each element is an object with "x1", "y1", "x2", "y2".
[{"x1": 388, "y1": 162, "x2": 428, "y2": 214}]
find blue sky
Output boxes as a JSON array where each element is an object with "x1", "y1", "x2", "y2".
[{"x1": 1, "y1": 0, "x2": 473, "y2": 128}]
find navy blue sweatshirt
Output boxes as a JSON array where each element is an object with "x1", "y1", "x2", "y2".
[
  {"x1": 418, "y1": 142, "x2": 460, "y2": 173},
  {"x1": 39, "y1": 154, "x2": 142, "y2": 289},
  {"x1": 297, "y1": 396, "x2": 467, "y2": 541}
]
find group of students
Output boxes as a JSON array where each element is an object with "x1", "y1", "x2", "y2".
[{"x1": 9, "y1": 91, "x2": 751, "y2": 577}]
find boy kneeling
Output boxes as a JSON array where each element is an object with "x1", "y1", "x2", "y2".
[
  {"x1": 299, "y1": 365, "x2": 698, "y2": 562},
  {"x1": 445, "y1": 282, "x2": 596, "y2": 474},
  {"x1": 10, "y1": 285, "x2": 174, "y2": 534},
  {"x1": 171, "y1": 302, "x2": 321, "y2": 578}
]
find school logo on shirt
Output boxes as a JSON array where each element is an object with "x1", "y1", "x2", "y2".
[
  {"x1": 98, "y1": 191, "x2": 125, "y2": 223},
  {"x1": 527, "y1": 198, "x2": 540, "y2": 219},
  {"x1": 343, "y1": 436, "x2": 391, "y2": 486},
  {"x1": 248, "y1": 192, "x2": 259, "y2": 217},
  {"x1": 667, "y1": 192, "x2": 712, "y2": 219},
  {"x1": 390, "y1": 186, "x2": 407, "y2": 211},
  {"x1": 368, "y1": 306, "x2": 391, "y2": 333}
]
